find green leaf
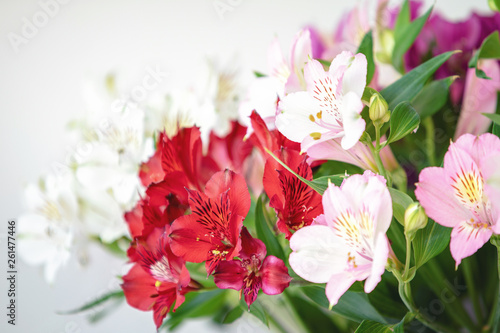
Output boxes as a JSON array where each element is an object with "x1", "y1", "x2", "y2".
[
  {"x1": 493, "y1": 122, "x2": 500, "y2": 138},
  {"x1": 469, "y1": 31, "x2": 500, "y2": 79},
  {"x1": 392, "y1": 4, "x2": 433, "y2": 73},
  {"x1": 255, "y1": 195, "x2": 286, "y2": 261},
  {"x1": 483, "y1": 112, "x2": 500, "y2": 125},
  {"x1": 393, "y1": 0, "x2": 410, "y2": 40},
  {"x1": 222, "y1": 306, "x2": 244, "y2": 324},
  {"x1": 164, "y1": 290, "x2": 227, "y2": 330},
  {"x1": 317, "y1": 59, "x2": 331, "y2": 67},
  {"x1": 355, "y1": 320, "x2": 393, "y2": 333},
  {"x1": 301, "y1": 286, "x2": 386, "y2": 323},
  {"x1": 382, "y1": 51, "x2": 457, "y2": 110},
  {"x1": 58, "y1": 290, "x2": 124, "y2": 315},
  {"x1": 388, "y1": 188, "x2": 413, "y2": 226},
  {"x1": 357, "y1": 31, "x2": 375, "y2": 84},
  {"x1": 412, "y1": 76, "x2": 457, "y2": 118},
  {"x1": 386, "y1": 102, "x2": 420, "y2": 145},
  {"x1": 413, "y1": 219, "x2": 451, "y2": 268}
]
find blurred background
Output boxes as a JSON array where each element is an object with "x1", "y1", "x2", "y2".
[{"x1": 0, "y1": 0, "x2": 491, "y2": 332}]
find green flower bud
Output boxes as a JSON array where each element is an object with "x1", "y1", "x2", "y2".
[
  {"x1": 404, "y1": 202, "x2": 428, "y2": 239},
  {"x1": 369, "y1": 93, "x2": 390, "y2": 124},
  {"x1": 375, "y1": 29, "x2": 395, "y2": 64}
]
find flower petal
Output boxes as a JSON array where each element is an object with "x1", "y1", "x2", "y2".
[
  {"x1": 289, "y1": 225, "x2": 345, "y2": 283},
  {"x1": 340, "y1": 91, "x2": 365, "y2": 150},
  {"x1": 450, "y1": 220, "x2": 493, "y2": 267},
  {"x1": 204, "y1": 169, "x2": 251, "y2": 218},
  {"x1": 213, "y1": 260, "x2": 246, "y2": 291},
  {"x1": 261, "y1": 255, "x2": 291, "y2": 295},
  {"x1": 276, "y1": 92, "x2": 327, "y2": 143},
  {"x1": 364, "y1": 233, "x2": 389, "y2": 293},
  {"x1": 325, "y1": 272, "x2": 356, "y2": 307},
  {"x1": 415, "y1": 167, "x2": 471, "y2": 228}
]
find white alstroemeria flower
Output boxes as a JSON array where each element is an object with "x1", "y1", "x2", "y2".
[
  {"x1": 18, "y1": 174, "x2": 78, "y2": 283},
  {"x1": 276, "y1": 51, "x2": 367, "y2": 152}
]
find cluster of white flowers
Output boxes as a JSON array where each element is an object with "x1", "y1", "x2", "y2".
[{"x1": 18, "y1": 61, "x2": 241, "y2": 283}]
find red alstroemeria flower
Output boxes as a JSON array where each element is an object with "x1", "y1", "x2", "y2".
[
  {"x1": 213, "y1": 227, "x2": 291, "y2": 307},
  {"x1": 169, "y1": 169, "x2": 251, "y2": 275},
  {"x1": 264, "y1": 148, "x2": 323, "y2": 239},
  {"x1": 121, "y1": 228, "x2": 200, "y2": 329}
]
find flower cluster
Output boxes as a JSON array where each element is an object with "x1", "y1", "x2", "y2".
[{"x1": 20, "y1": 1, "x2": 500, "y2": 332}]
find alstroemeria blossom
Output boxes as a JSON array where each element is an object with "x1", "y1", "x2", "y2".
[
  {"x1": 213, "y1": 227, "x2": 291, "y2": 307},
  {"x1": 276, "y1": 51, "x2": 367, "y2": 152},
  {"x1": 264, "y1": 148, "x2": 323, "y2": 239},
  {"x1": 415, "y1": 133, "x2": 500, "y2": 267},
  {"x1": 289, "y1": 171, "x2": 392, "y2": 307},
  {"x1": 169, "y1": 170, "x2": 251, "y2": 275},
  {"x1": 122, "y1": 228, "x2": 200, "y2": 329}
]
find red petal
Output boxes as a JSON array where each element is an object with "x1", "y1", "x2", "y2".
[
  {"x1": 152, "y1": 287, "x2": 177, "y2": 329},
  {"x1": 139, "y1": 148, "x2": 165, "y2": 187},
  {"x1": 204, "y1": 169, "x2": 251, "y2": 218},
  {"x1": 239, "y1": 227, "x2": 267, "y2": 260},
  {"x1": 213, "y1": 260, "x2": 246, "y2": 290},
  {"x1": 261, "y1": 256, "x2": 291, "y2": 295},
  {"x1": 249, "y1": 110, "x2": 279, "y2": 155},
  {"x1": 169, "y1": 215, "x2": 212, "y2": 263},
  {"x1": 208, "y1": 121, "x2": 253, "y2": 172},
  {"x1": 121, "y1": 264, "x2": 156, "y2": 311},
  {"x1": 124, "y1": 202, "x2": 144, "y2": 239}
]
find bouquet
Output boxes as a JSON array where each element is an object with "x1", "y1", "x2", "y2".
[{"x1": 19, "y1": 0, "x2": 500, "y2": 332}]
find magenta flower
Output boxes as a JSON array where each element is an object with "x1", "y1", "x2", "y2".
[
  {"x1": 213, "y1": 227, "x2": 291, "y2": 307},
  {"x1": 276, "y1": 51, "x2": 367, "y2": 153},
  {"x1": 415, "y1": 133, "x2": 500, "y2": 267},
  {"x1": 289, "y1": 171, "x2": 392, "y2": 307}
]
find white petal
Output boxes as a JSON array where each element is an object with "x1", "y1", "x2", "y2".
[
  {"x1": 325, "y1": 272, "x2": 356, "y2": 307},
  {"x1": 276, "y1": 92, "x2": 327, "y2": 143},
  {"x1": 365, "y1": 233, "x2": 389, "y2": 293},
  {"x1": 342, "y1": 53, "x2": 367, "y2": 97},
  {"x1": 340, "y1": 91, "x2": 365, "y2": 150},
  {"x1": 289, "y1": 225, "x2": 346, "y2": 283}
]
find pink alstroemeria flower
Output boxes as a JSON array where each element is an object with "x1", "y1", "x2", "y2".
[
  {"x1": 289, "y1": 171, "x2": 392, "y2": 307},
  {"x1": 213, "y1": 227, "x2": 291, "y2": 307},
  {"x1": 415, "y1": 133, "x2": 500, "y2": 267},
  {"x1": 276, "y1": 51, "x2": 367, "y2": 153}
]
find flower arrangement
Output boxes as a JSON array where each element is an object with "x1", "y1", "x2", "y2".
[{"x1": 19, "y1": 0, "x2": 500, "y2": 332}]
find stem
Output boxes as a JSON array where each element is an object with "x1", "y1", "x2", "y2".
[
  {"x1": 403, "y1": 234, "x2": 412, "y2": 280},
  {"x1": 368, "y1": 124, "x2": 389, "y2": 183},
  {"x1": 462, "y1": 258, "x2": 483, "y2": 326},
  {"x1": 423, "y1": 116, "x2": 436, "y2": 166},
  {"x1": 486, "y1": 237, "x2": 500, "y2": 332}
]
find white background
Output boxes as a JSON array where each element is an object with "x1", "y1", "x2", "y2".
[{"x1": 0, "y1": 0, "x2": 491, "y2": 332}]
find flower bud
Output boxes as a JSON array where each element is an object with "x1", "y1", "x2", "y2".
[
  {"x1": 404, "y1": 203, "x2": 428, "y2": 238},
  {"x1": 375, "y1": 29, "x2": 395, "y2": 64},
  {"x1": 369, "y1": 93, "x2": 390, "y2": 124}
]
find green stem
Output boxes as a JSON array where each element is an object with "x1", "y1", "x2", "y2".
[
  {"x1": 462, "y1": 258, "x2": 483, "y2": 327},
  {"x1": 403, "y1": 234, "x2": 412, "y2": 280},
  {"x1": 423, "y1": 116, "x2": 436, "y2": 166},
  {"x1": 486, "y1": 237, "x2": 500, "y2": 332},
  {"x1": 368, "y1": 125, "x2": 389, "y2": 183}
]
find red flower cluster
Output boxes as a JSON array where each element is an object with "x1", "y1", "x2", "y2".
[{"x1": 121, "y1": 117, "x2": 318, "y2": 327}]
